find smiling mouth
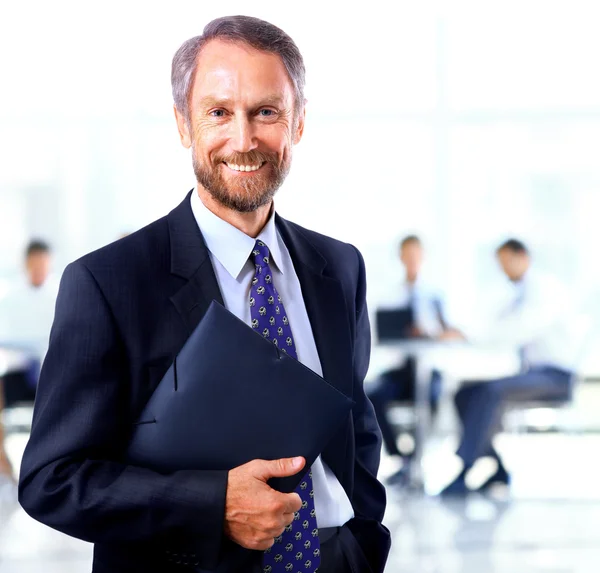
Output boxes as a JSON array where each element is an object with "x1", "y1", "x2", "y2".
[{"x1": 223, "y1": 161, "x2": 266, "y2": 172}]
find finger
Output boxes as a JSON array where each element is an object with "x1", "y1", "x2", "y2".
[
  {"x1": 281, "y1": 491, "x2": 302, "y2": 514},
  {"x1": 269, "y1": 512, "x2": 294, "y2": 533},
  {"x1": 264, "y1": 523, "x2": 287, "y2": 538},
  {"x1": 255, "y1": 456, "x2": 305, "y2": 480},
  {"x1": 249, "y1": 536, "x2": 278, "y2": 552}
]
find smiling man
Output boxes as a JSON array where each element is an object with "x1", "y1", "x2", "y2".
[{"x1": 18, "y1": 15, "x2": 390, "y2": 573}]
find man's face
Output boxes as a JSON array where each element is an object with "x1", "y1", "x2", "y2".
[
  {"x1": 26, "y1": 252, "x2": 51, "y2": 288},
  {"x1": 400, "y1": 242, "x2": 423, "y2": 278},
  {"x1": 497, "y1": 249, "x2": 529, "y2": 282},
  {"x1": 175, "y1": 39, "x2": 304, "y2": 213}
]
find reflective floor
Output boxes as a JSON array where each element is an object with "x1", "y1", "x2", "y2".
[{"x1": 1, "y1": 432, "x2": 599, "y2": 572}]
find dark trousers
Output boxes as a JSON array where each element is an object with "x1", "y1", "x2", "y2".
[
  {"x1": 368, "y1": 357, "x2": 442, "y2": 458},
  {"x1": 318, "y1": 524, "x2": 376, "y2": 573},
  {"x1": 454, "y1": 366, "x2": 573, "y2": 467},
  {"x1": 93, "y1": 522, "x2": 378, "y2": 573}
]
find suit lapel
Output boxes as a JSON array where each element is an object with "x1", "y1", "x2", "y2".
[
  {"x1": 167, "y1": 192, "x2": 224, "y2": 335},
  {"x1": 276, "y1": 216, "x2": 354, "y2": 480},
  {"x1": 166, "y1": 197, "x2": 352, "y2": 479}
]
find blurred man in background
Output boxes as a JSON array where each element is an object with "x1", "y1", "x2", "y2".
[
  {"x1": 0, "y1": 240, "x2": 57, "y2": 479},
  {"x1": 369, "y1": 235, "x2": 462, "y2": 484},
  {"x1": 441, "y1": 239, "x2": 578, "y2": 495}
]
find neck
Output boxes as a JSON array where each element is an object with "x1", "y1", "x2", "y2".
[{"x1": 197, "y1": 187, "x2": 272, "y2": 238}]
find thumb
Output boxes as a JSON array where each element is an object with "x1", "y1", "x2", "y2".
[{"x1": 258, "y1": 457, "x2": 305, "y2": 480}]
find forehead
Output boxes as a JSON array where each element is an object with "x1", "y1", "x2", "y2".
[
  {"x1": 401, "y1": 242, "x2": 422, "y2": 254},
  {"x1": 191, "y1": 39, "x2": 295, "y2": 106},
  {"x1": 497, "y1": 249, "x2": 521, "y2": 264},
  {"x1": 27, "y1": 251, "x2": 49, "y2": 259}
]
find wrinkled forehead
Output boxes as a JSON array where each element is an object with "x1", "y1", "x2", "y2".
[{"x1": 191, "y1": 39, "x2": 296, "y2": 109}]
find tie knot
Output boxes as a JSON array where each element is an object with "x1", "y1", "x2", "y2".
[{"x1": 251, "y1": 240, "x2": 271, "y2": 268}]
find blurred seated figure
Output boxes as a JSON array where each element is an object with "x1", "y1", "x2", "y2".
[
  {"x1": 0, "y1": 394, "x2": 9, "y2": 479},
  {"x1": 368, "y1": 235, "x2": 462, "y2": 484},
  {"x1": 0, "y1": 240, "x2": 58, "y2": 479},
  {"x1": 441, "y1": 239, "x2": 577, "y2": 496}
]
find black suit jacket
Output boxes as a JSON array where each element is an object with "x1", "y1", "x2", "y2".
[{"x1": 18, "y1": 192, "x2": 390, "y2": 572}]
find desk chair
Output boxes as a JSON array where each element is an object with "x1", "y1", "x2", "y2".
[{"x1": 504, "y1": 315, "x2": 594, "y2": 435}]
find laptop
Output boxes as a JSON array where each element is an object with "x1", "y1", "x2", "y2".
[{"x1": 375, "y1": 307, "x2": 415, "y2": 341}]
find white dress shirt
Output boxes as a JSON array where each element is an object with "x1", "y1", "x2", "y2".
[
  {"x1": 0, "y1": 276, "x2": 59, "y2": 366},
  {"x1": 378, "y1": 276, "x2": 446, "y2": 338},
  {"x1": 190, "y1": 190, "x2": 354, "y2": 528},
  {"x1": 478, "y1": 269, "x2": 578, "y2": 372}
]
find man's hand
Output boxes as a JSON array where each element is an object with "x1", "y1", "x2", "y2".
[
  {"x1": 224, "y1": 456, "x2": 305, "y2": 550},
  {"x1": 408, "y1": 325, "x2": 427, "y2": 338},
  {"x1": 438, "y1": 328, "x2": 466, "y2": 342}
]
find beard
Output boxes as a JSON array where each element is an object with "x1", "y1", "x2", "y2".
[{"x1": 193, "y1": 148, "x2": 291, "y2": 213}]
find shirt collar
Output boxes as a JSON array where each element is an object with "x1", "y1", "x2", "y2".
[{"x1": 190, "y1": 189, "x2": 284, "y2": 279}]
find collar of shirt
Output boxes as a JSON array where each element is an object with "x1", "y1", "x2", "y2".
[{"x1": 189, "y1": 189, "x2": 284, "y2": 280}]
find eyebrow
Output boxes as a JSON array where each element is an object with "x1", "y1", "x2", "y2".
[{"x1": 198, "y1": 95, "x2": 287, "y2": 108}]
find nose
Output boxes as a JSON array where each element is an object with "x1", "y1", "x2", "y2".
[{"x1": 229, "y1": 113, "x2": 257, "y2": 153}]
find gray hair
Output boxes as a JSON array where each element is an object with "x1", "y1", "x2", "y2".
[{"x1": 171, "y1": 15, "x2": 306, "y2": 124}]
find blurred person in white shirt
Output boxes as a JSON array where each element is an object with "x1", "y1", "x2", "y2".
[
  {"x1": 441, "y1": 238, "x2": 577, "y2": 495},
  {"x1": 0, "y1": 240, "x2": 58, "y2": 479},
  {"x1": 369, "y1": 235, "x2": 462, "y2": 485}
]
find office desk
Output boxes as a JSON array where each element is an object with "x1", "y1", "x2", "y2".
[{"x1": 368, "y1": 340, "x2": 520, "y2": 491}]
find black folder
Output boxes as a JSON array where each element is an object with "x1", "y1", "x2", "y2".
[{"x1": 127, "y1": 301, "x2": 354, "y2": 493}]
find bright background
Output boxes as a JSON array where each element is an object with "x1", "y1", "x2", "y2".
[{"x1": 1, "y1": 0, "x2": 600, "y2": 369}]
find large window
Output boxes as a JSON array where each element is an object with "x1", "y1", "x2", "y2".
[{"x1": 1, "y1": 4, "x2": 599, "y2": 369}]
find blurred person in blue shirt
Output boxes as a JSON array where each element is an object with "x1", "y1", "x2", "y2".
[
  {"x1": 0, "y1": 240, "x2": 58, "y2": 479},
  {"x1": 441, "y1": 239, "x2": 578, "y2": 495},
  {"x1": 368, "y1": 235, "x2": 462, "y2": 484}
]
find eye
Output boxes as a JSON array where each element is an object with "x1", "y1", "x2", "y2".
[
  {"x1": 259, "y1": 109, "x2": 276, "y2": 117},
  {"x1": 209, "y1": 109, "x2": 225, "y2": 117}
]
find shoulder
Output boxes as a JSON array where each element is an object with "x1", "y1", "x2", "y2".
[
  {"x1": 74, "y1": 216, "x2": 169, "y2": 274},
  {"x1": 63, "y1": 215, "x2": 171, "y2": 298},
  {"x1": 277, "y1": 218, "x2": 367, "y2": 309},
  {"x1": 528, "y1": 270, "x2": 568, "y2": 297},
  {"x1": 280, "y1": 218, "x2": 363, "y2": 271}
]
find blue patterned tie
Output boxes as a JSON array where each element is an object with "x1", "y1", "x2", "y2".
[{"x1": 250, "y1": 240, "x2": 321, "y2": 573}]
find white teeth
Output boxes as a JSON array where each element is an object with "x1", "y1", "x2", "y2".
[{"x1": 226, "y1": 162, "x2": 261, "y2": 172}]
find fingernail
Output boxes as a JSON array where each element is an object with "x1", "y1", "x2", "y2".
[{"x1": 292, "y1": 457, "x2": 302, "y2": 469}]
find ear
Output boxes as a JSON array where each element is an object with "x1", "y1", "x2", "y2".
[
  {"x1": 174, "y1": 105, "x2": 192, "y2": 148},
  {"x1": 293, "y1": 104, "x2": 306, "y2": 145}
]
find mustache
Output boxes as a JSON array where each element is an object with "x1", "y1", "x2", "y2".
[{"x1": 214, "y1": 150, "x2": 278, "y2": 166}]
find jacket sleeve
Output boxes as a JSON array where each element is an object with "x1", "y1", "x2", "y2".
[
  {"x1": 18, "y1": 261, "x2": 228, "y2": 569},
  {"x1": 347, "y1": 246, "x2": 391, "y2": 572}
]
